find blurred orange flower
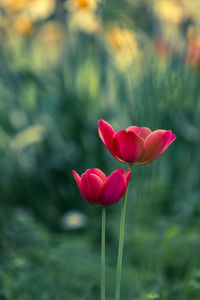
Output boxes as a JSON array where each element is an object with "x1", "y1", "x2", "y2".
[
  {"x1": 13, "y1": 14, "x2": 33, "y2": 36},
  {"x1": 153, "y1": 37, "x2": 170, "y2": 60},
  {"x1": 187, "y1": 34, "x2": 200, "y2": 68}
]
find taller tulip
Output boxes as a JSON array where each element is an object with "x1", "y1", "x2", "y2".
[{"x1": 98, "y1": 119, "x2": 176, "y2": 165}]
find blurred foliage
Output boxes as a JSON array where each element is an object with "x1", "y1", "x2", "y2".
[{"x1": 0, "y1": 0, "x2": 200, "y2": 299}]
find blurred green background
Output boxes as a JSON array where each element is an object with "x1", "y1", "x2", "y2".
[{"x1": 0, "y1": 0, "x2": 200, "y2": 299}]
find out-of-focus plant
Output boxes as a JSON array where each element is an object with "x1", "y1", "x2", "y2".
[{"x1": 32, "y1": 21, "x2": 65, "y2": 68}]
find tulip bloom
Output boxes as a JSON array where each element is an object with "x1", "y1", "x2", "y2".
[
  {"x1": 72, "y1": 168, "x2": 131, "y2": 206},
  {"x1": 98, "y1": 120, "x2": 176, "y2": 165}
]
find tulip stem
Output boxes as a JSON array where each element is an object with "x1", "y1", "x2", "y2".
[
  {"x1": 115, "y1": 166, "x2": 131, "y2": 300},
  {"x1": 101, "y1": 207, "x2": 106, "y2": 300}
]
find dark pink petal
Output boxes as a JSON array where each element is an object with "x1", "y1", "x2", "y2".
[
  {"x1": 139, "y1": 130, "x2": 176, "y2": 164},
  {"x1": 81, "y1": 173, "x2": 104, "y2": 204},
  {"x1": 110, "y1": 138, "x2": 125, "y2": 162},
  {"x1": 98, "y1": 120, "x2": 115, "y2": 152},
  {"x1": 127, "y1": 126, "x2": 152, "y2": 139},
  {"x1": 72, "y1": 170, "x2": 81, "y2": 189},
  {"x1": 72, "y1": 170, "x2": 88, "y2": 201},
  {"x1": 111, "y1": 130, "x2": 144, "y2": 163},
  {"x1": 85, "y1": 168, "x2": 107, "y2": 182},
  {"x1": 159, "y1": 132, "x2": 176, "y2": 155},
  {"x1": 101, "y1": 169, "x2": 127, "y2": 206},
  {"x1": 123, "y1": 169, "x2": 132, "y2": 185},
  {"x1": 114, "y1": 168, "x2": 124, "y2": 175}
]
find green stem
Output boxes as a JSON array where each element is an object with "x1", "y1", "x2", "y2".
[
  {"x1": 101, "y1": 207, "x2": 106, "y2": 300},
  {"x1": 115, "y1": 166, "x2": 131, "y2": 300}
]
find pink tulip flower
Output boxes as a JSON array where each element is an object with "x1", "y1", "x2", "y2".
[
  {"x1": 72, "y1": 168, "x2": 132, "y2": 206},
  {"x1": 98, "y1": 119, "x2": 176, "y2": 165}
]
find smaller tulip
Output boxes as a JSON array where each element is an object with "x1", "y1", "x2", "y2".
[
  {"x1": 72, "y1": 168, "x2": 132, "y2": 206},
  {"x1": 98, "y1": 119, "x2": 176, "y2": 165}
]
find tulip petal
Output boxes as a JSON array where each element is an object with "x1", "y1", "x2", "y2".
[
  {"x1": 98, "y1": 120, "x2": 115, "y2": 152},
  {"x1": 72, "y1": 170, "x2": 81, "y2": 188},
  {"x1": 81, "y1": 173, "x2": 104, "y2": 204},
  {"x1": 159, "y1": 132, "x2": 176, "y2": 155},
  {"x1": 112, "y1": 130, "x2": 144, "y2": 163},
  {"x1": 115, "y1": 168, "x2": 124, "y2": 175},
  {"x1": 139, "y1": 130, "x2": 176, "y2": 164},
  {"x1": 101, "y1": 169, "x2": 127, "y2": 206},
  {"x1": 85, "y1": 168, "x2": 107, "y2": 182},
  {"x1": 72, "y1": 170, "x2": 88, "y2": 201},
  {"x1": 127, "y1": 126, "x2": 152, "y2": 139}
]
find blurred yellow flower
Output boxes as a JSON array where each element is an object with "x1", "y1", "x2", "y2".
[
  {"x1": 0, "y1": 0, "x2": 28, "y2": 12},
  {"x1": 182, "y1": 0, "x2": 200, "y2": 23},
  {"x1": 107, "y1": 28, "x2": 140, "y2": 69},
  {"x1": 154, "y1": 0, "x2": 184, "y2": 25},
  {"x1": 68, "y1": 10, "x2": 101, "y2": 33},
  {"x1": 25, "y1": 0, "x2": 55, "y2": 21},
  {"x1": 108, "y1": 28, "x2": 137, "y2": 52},
  {"x1": 0, "y1": 0, "x2": 55, "y2": 21},
  {"x1": 0, "y1": 0, "x2": 55, "y2": 39},
  {"x1": 65, "y1": 0, "x2": 98, "y2": 11},
  {"x1": 66, "y1": 0, "x2": 100, "y2": 33}
]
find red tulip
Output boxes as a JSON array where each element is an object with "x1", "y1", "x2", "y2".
[
  {"x1": 98, "y1": 120, "x2": 176, "y2": 164},
  {"x1": 72, "y1": 168, "x2": 132, "y2": 206}
]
